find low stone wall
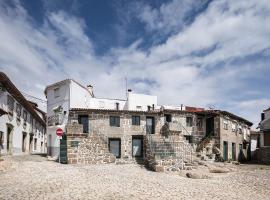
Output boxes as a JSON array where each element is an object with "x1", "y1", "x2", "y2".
[{"x1": 257, "y1": 146, "x2": 270, "y2": 163}]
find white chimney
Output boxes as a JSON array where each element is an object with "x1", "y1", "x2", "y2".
[{"x1": 87, "y1": 85, "x2": 94, "y2": 97}]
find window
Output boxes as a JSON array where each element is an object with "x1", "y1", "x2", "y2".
[
  {"x1": 54, "y1": 88, "x2": 60, "y2": 98},
  {"x1": 132, "y1": 116, "x2": 140, "y2": 125},
  {"x1": 146, "y1": 117, "x2": 155, "y2": 134},
  {"x1": 110, "y1": 116, "x2": 120, "y2": 127},
  {"x1": 186, "y1": 117, "x2": 193, "y2": 127},
  {"x1": 223, "y1": 120, "x2": 228, "y2": 130},
  {"x1": 109, "y1": 138, "x2": 121, "y2": 158},
  {"x1": 7, "y1": 95, "x2": 15, "y2": 111},
  {"x1": 238, "y1": 125, "x2": 243, "y2": 134},
  {"x1": 16, "y1": 103, "x2": 22, "y2": 117},
  {"x1": 197, "y1": 118, "x2": 203, "y2": 128},
  {"x1": 232, "y1": 123, "x2": 236, "y2": 132},
  {"x1": 78, "y1": 115, "x2": 89, "y2": 133},
  {"x1": 136, "y1": 106, "x2": 142, "y2": 110},
  {"x1": 164, "y1": 114, "x2": 172, "y2": 123},
  {"x1": 23, "y1": 110, "x2": 27, "y2": 121}
]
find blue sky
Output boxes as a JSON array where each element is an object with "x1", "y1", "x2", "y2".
[{"x1": 0, "y1": 0, "x2": 270, "y2": 127}]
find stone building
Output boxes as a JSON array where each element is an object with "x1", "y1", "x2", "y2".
[
  {"x1": 0, "y1": 72, "x2": 46, "y2": 156},
  {"x1": 45, "y1": 78, "x2": 252, "y2": 170},
  {"x1": 257, "y1": 107, "x2": 270, "y2": 163}
]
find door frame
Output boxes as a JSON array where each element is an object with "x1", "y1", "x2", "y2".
[
  {"x1": 132, "y1": 135, "x2": 143, "y2": 158},
  {"x1": 223, "y1": 141, "x2": 228, "y2": 161},
  {"x1": 6, "y1": 124, "x2": 13, "y2": 154},
  {"x1": 108, "y1": 138, "x2": 121, "y2": 158}
]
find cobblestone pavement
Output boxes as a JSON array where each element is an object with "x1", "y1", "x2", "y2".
[{"x1": 0, "y1": 155, "x2": 270, "y2": 200}]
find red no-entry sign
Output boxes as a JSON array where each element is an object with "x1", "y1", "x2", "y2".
[{"x1": 56, "y1": 128, "x2": 63, "y2": 136}]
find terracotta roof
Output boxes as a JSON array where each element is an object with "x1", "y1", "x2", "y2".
[
  {"x1": 0, "y1": 72, "x2": 46, "y2": 127},
  {"x1": 198, "y1": 110, "x2": 253, "y2": 126}
]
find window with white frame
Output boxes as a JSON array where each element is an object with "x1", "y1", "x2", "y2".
[
  {"x1": 54, "y1": 87, "x2": 60, "y2": 98},
  {"x1": 16, "y1": 103, "x2": 22, "y2": 118},
  {"x1": 223, "y1": 120, "x2": 228, "y2": 130},
  {"x1": 232, "y1": 123, "x2": 236, "y2": 132}
]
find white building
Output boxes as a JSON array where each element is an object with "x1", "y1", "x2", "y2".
[
  {"x1": 0, "y1": 72, "x2": 46, "y2": 155},
  {"x1": 44, "y1": 79, "x2": 162, "y2": 158}
]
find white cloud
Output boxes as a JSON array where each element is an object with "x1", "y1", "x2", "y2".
[{"x1": 0, "y1": 0, "x2": 270, "y2": 127}]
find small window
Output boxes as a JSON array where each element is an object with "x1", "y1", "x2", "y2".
[
  {"x1": 23, "y1": 110, "x2": 27, "y2": 121},
  {"x1": 165, "y1": 114, "x2": 172, "y2": 123},
  {"x1": 54, "y1": 88, "x2": 60, "y2": 98},
  {"x1": 186, "y1": 117, "x2": 193, "y2": 127},
  {"x1": 232, "y1": 123, "x2": 236, "y2": 132},
  {"x1": 132, "y1": 116, "x2": 140, "y2": 125},
  {"x1": 223, "y1": 120, "x2": 228, "y2": 130},
  {"x1": 78, "y1": 115, "x2": 89, "y2": 133},
  {"x1": 136, "y1": 106, "x2": 142, "y2": 110},
  {"x1": 110, "y1": 116, "x2": 120, "y2": 127},
  {"x1": 197, "y1": 118, "x2": 203, "y2": 128},
  {"x1": 16, "y1": 103, "x2": 22, "y2": 117},
  {"x1": 7, "y1": 95, "x2": 15, "y2": 111}
]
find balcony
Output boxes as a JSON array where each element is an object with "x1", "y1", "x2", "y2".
[{"x1": 48, "y1": 114, "x2": 64, "y2": 126}]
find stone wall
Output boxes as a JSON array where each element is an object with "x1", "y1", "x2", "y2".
[
  {"x1": 257, "y1": 146, "x2": 270, "y2": 163},
  {"x1": 66, "y1": 123, "x2": 115, "y2": 164}
]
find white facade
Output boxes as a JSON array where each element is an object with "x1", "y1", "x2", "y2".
[{"x1": 0, "y1": 90, "x2": 46, "y2": 155}]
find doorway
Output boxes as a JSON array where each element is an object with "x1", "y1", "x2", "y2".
[
  {"x1": 206, "y1": 117, "x2": 214, "y2": 137},
  {"x1": 108, "y1": 138, "x2": 121, "y2": 158},
  {"x1": 132, "y1": 136, "x2": 143, "y2": 158},
  {"x1": 232, "y1": 142, "x2": 236, "y2": 161},
  {"x1": 22, "y1": 132, "x2": 27, "y2": 152},
  {"x1": 146, "y1": 117, "x2": 155, "y2": 134},
  {"x1": 223, "y1": 141, "x2": 228, "y2": 161},
  {"x1": 6, "y1": 125, "x2": 13, "y2": 154}
]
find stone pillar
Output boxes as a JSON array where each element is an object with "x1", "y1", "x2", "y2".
[{"x1": 66, "y1": 123, "x2": 87, "y2": 164}]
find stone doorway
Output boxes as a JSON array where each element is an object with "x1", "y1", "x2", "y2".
[
  {"x1": 22, "y1": 132, "x2": 27, "y2": 152},
  {"x1": 6, "y1": 124, "x2": 13, "y2": 154}
]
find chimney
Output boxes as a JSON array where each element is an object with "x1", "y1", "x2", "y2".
[
  {"x1": 152, "y1": 104, "x2": 155, "y2": 110},
  {"x1": 261, "y1": 113, "x2": 265, "y2": 121},
  {"x1": 147, "y1": 105, "x2": 151, "y2": 112},
  {"x1": 87, "y1": 85, "x2": 94, "y2": 97},
  {"x1": 116, "y1": 102, "x2": 119, "y2": 110},
  {"x1": 128, "y1": 89, "x2": 132, "y2": 92}
]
